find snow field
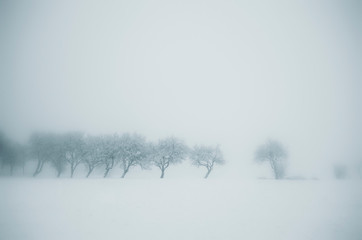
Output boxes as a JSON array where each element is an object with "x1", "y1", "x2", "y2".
[{"x1": 0, "y1": 179, "x2": 361, "y2": 240}]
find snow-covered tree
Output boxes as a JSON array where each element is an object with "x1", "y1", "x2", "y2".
[
  {"x1": 29, "y1": 132, "x2": 54, "y2": 177},
  {"x1": 190, "y1": 145, "x2": 225, "y2": 178},
  {"x1": 254, "y1": 139, "x2": 288, "y2": 179},
  {"x1": 151, "y1": 137, "x2": 188, "y2": 178},
  {"x1": 83, "y1": 135, "x2": 103, "y2": 178},
  {"x1": 118, "y1": 133, "x2": 150, "y2": 178},
  {"x1": 48, "y1": 133, "x2": 68, "y2": 178},
  {"x1": 100, "y1": 134, "x2": 120, "y2": 178},
  {"x1": 64, "y1": 132, "x2": 86, "y2": 177}
]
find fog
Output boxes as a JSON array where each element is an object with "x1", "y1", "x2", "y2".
[{"x1": 0, "y1": 0, "x2": 361, "y2": 179}]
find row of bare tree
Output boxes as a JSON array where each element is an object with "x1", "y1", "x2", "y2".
[{"x1": 0, "y1": 131, "x2": 225, "y2": 178}]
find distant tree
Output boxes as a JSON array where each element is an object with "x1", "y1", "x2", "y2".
[
  {"x1": 0, "y1": 132, "x2": 12, "y2": 171},
  {"x1": 334, "y1": 164, "x2": 348, "y2": 179},
  {"x1": 0, "y1": 132, "x2": 13, "y2": 174},
  {"x1": 47, "y1": 133, "x2": 68, "y2": 178},
  {"x1": 17, "y1": 144, "x2": 28, "y2": 175},
  {"x1": 101, "y1": 134, "x2": 120, "y2": 178},
  {"x1": 0, "y1": 131, "x2": 27, "y2": 176},
  {"x1": 254, "y1": 139, "x2": 288, "y2": 179},
  {"x1": 151, "y1": 137, "x2": 188, "y2": 178},
  {"x1": 1, "y1": 144, "x2": 23, "y2": 175},
  {"x1": 83, "y1": 135, "x2": 103, "y2": 178},
  {"x1": 118, "y1": 133, "x2": 150, "y2": 178},
  {"x1": 29, "y1": 132, "x2": 54, "y2": 177},
  {"x1": 190, "y1": 145, "x2": 225, "y2": 178},
  {"x1": 64, "y1": 132, "x2": 86, "y2": 177}
]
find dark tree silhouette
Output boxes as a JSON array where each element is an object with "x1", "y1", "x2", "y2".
[
  {"x1": 64, "y1": 132, "x2": 86, "y2": 177},
  {"x1": 29, "y1": 132, "x2": 54, "y2": 177},
  {"x1": 83, "y1": 135, "x2": 103, "y2": 178},
  {"x1": 101, "y1": 134, "x2": 120, "y2": 178},
  {"x1": 255, "y1": 139, "x2": 288, "y2": 179},
  {"x1": 50, "y1": 134, "x2": 68, "y2": 178}
]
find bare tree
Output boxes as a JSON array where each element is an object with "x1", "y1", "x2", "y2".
[
  {"x1": 64, "y1": 132, "x2": 85, "y2": 177},
  {"x1": 0, "y1": 135, "x2": 24, "y2": 176},
  {"x1": 151, "y1": 137, "x2": 188, "y2": 178},
  {"x1": 0, "y1": 132, "x2": 16, "y2": 175},
  {"x1": 48, "y1": 133, "x2": 68, "y2": 178},
  {"x1": 101, "y1": 134, "x2": 120, "y2": 178},
  {"x1": 190, "y1": 145, "x2": 225, "y2": 178},
  {"x1": 29, "y1": 132, "x2": 54, "y2": 177},
  {"x1": 118, "y1": 133, "x2": 150, "y2": 178},
  {"x1": 83, "y1": 135, "x2": 103, "y2": 178},
  {"x1": 0, "y1": 132, "x2": 13, "y2": 173},
  {"x1": 254, "y1": 139, "x2": 288, "y2": 179}
]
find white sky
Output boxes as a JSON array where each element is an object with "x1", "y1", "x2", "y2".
[{"x1": 0, "y1": 0, "x2": 361, "y2": 178}]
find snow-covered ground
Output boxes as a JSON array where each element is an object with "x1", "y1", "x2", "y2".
[{"x1": 0, "y1": 179, "x2": 361, "y2": 240}]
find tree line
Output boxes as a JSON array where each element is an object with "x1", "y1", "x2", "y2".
[
  {"x1": 0, "y1": 131, "x2": 225, "y2": 179},
  {"x1": 4, "y1": 130, "x2": 356, "y2": 180}
]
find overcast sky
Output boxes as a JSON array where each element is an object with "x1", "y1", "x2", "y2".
[{"x1": 0, "y1": 0, "x2": 361, "y2": 178}]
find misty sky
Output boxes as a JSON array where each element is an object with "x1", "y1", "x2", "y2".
[{"x1": 0, "y1": 0, "x2": 361, "y2": 178}]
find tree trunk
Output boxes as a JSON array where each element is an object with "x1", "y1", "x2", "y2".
[
  {"x1": 274, "y1": 166, "x2": 282, "y2": 179},
  {"x1": 33, "y1": 160, "x2": 41, "y2": 177},
  {"x1": 273, "y1": 162, "x2": 283, "y2": 180},
  {"x1": 70, "y1": 162, "x2": 80, "y2": 178},
  {"x1": 104, "y1": 168, "x2": 110, "y2": 178},
  {"x1": 57, "y1": 170, "x2": 61, "y2": 178},
  {"x1": 121, "y1": 168, "x2": 128, "y2": 178},
  {"x1": 33, "y1": 169, "x2": 39, "y2": 177},
  {"x1": 160, "y1": 169, "x2": 165, "y2": 178},
  {"x1": 33, "y1": 160, "x2": 44, "y2": 177},
  {"x1": 86, "y1": 166, "x2": 94, "y2": 178},
  {"x1": 104, "y1": 158, "x2": 115, "y2": 178},
  {"x1": 269, "y1": 160, "x2": 278, "y2": 179},
  {"x1": 204, "y1": 168, "x2": 212, "y2": 179},
  {"x1": 70, "y1": 165, "x2": 75, "y2": 178}
]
